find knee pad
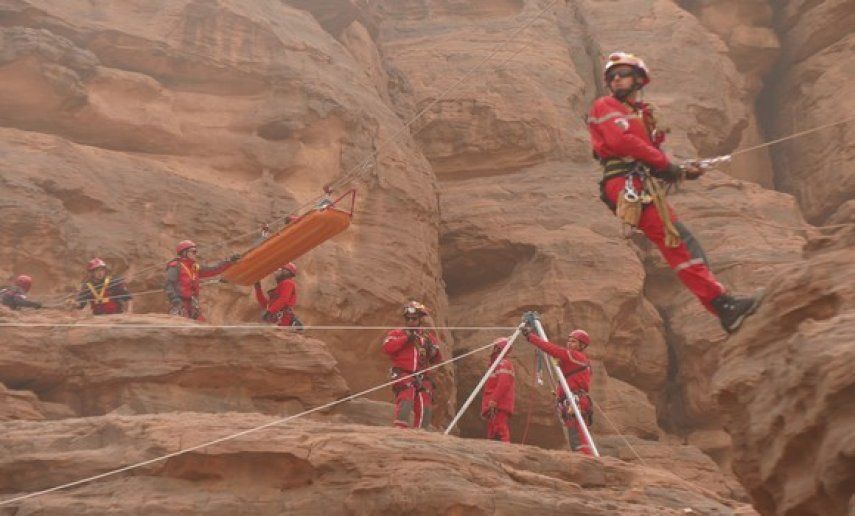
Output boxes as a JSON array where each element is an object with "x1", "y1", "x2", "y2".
[{"x1": 674, "y1": 221, "x2": 710, "y2": 266}]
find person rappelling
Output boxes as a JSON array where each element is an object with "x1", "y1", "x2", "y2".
[
  {"x1": 0, "y1": 275, "x2": 43, "y2": 310},
  {"x1": 480, "y1": 337, "x2": 516, "y2": 443},
  {"x1": 165, "y1": 240, "x2": 239, "y2": 321},
  {"x1": 382, "y1": 301, "x2": 443, "y2": 429},
  {"x1": 74, "y1": 258, "x2": 132, "y2": 315},
  {"x1": 587, "y1": 51, "x2": 763, "y2": 333},
  {"x1": 253, "y1": 262, "x2": 302, "y2": 328},
  {"x1": 522, "y1": 317, "x2": 594, "y2": 455}
]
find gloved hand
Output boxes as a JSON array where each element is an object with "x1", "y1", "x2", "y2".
[
  {"x1": 683, "y1": 163, "x2": 704, "y2": 180},
  {"x1": 262, "y1": 311, "x2": 277, "y2": 323},
  {"x1": 425, "y1": 341, "x2": 438, "y2": 359},
  {"x1": 520, "y1": 325, "x2": 531, "y2": 337},
  {"x1": 522, "y1": 311, "x2": 540, "y2": 332},
  {"x1": 663, "y1": 162, "x2": 685, "y2": 182}
]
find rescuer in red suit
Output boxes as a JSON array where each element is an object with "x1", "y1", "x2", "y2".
[
  {"x1": 588, "y1": 51, "x2": 763, "y2": 333},
  {"x1": 481, "y1": 337, "x2": 516, "y2": 443},
  {"x1": 75, "y1": 258, "x2": 132, "y2": 315},
  {"x1": 165, "y1": 240, "x2": 238, "y2": 321},
  {"x1": 254, "y1": 262, "x2": 300, "y2": 327},
  {"x1": 382, "y1": 301, "x2": 443, "y2": 429},
  {"x1": 523, "y1": 323, "x2": 594, "y2": 455}
]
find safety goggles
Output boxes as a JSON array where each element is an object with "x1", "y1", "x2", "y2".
[{"x1": 607, "y1": 68, "x2": 636, "y2": 81}]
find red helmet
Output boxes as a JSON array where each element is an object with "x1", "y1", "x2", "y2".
[
  {"x1": 568, "y1": 329, "x2": 591, "y2": 348},
  {"x1": 278, "y1": 262, "x2": 297, "y2": 276},
  {"x1": 87, "y1": 258, "x2": 107, "y2": 271},
  {"x1": 604, "y1": 51, "x2": 650, "y2": 86},
  {"x1": 15, "y1": 274, "x2": 32, "y2": 291},
  {"x1": 175, "y1": 240, "x2": 197, "y2": 255},
  {"x1": 402, "y1": 300, "x2": 429, "y2": 318}
]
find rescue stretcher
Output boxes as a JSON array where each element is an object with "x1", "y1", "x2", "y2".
[{"x1": 222, "y1": 190, "x2": 356, "y2": 286}]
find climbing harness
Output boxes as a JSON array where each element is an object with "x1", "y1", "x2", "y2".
[
  {"x1": 390, "y1": 368, "x2": 426, "y2": 394},
  {"x1": 615, "y1": 167, "x2": 646, "y2": 234},
  {"x1": 84, "y1": 277, "x2": 112, "y2": 305},
  {"x1": 604, "y1": 160, "x2": 680, "y2": 246}
]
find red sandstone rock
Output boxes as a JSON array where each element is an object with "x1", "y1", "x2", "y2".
[
  {"x1": 0, "y1": 415, "x2": 755, "y2": 515},
  {"x1": 0, "y1": 1, "x2": 850, "y2": 514},
  {"x1": 714, "y1": 222, "x2": 855, "y2": 516}
]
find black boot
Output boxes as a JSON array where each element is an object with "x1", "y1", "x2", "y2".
[{"x1": 711, "y1": 288, "x2": 765, "y2": 333}]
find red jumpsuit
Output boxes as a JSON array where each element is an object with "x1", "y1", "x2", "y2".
[
  {"x1": 254, "y1": 278, "x2": 297, "y2": 326},
  {"x1": 382, "y1": 328, "x2": 443, "y2": 429},
  {"x1": 588, "y1": 95, "x2": 724, "y2": 313},
  {"x1": 527, "y1": 333, "x2": 594, "y2": 455},
  {"x1": 481, "y1": 355, "x2": 515, "y2": 442},
  {"x1": 164, "y1": 257, "x2": 231, "y2": 321}
]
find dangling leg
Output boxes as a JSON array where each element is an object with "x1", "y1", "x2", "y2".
[
  {"x1": 637, "y1": 203, "x2": 724, "y2": 313},
  {"x1": 674, "y1": 221, "x2": 710, "y2": 267}
]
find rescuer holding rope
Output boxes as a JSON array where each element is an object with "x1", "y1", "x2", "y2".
[
  {"x1": 382, "y1": 301, "x2": 443, "y2": 429},
  {"x1": 587, "y1": 51, "x2": 763, "y2": 333},
  {"x1": 74, "y1": 258, "x2": 132, "y2": 315}
]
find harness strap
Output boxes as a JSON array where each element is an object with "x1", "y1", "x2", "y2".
[
  {"x1": 180, "y1": 262, "x2": 200, "y2": 281},
  {"x1": 601, "y1": 158, "x2": 637, "y2": 179},
  {"x1": 642, "y1": 173, "x2": 682, "y2": 248},
  {"x1": 563, "y1": 365, "x2": 590, "y2": 379},
  {"x1": 85, "y1": 276, "x2": 111, "y2": 304}
]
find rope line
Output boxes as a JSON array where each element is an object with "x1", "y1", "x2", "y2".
[
  {"x1": 0, "y1": 338, "x2": 507, "y2": 507},
  {"x1": 0, "y1": 323, "x2": 516, "y2": 331},
  {"x1": 592, "y1": 403, "x2": 648, "y2": 467},
  {"x1": 673, "y1": 191, "x2": 853, "y2": 233},
  {"x1": 39, "y1": 280, "x2": 217, "y2": 309},
  {"x1": 731, "y1": 114, "x2": 855, "y2": 157}
]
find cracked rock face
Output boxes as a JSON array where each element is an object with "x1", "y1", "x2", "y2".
[{"x1": 714, "y1": 221, "x2": 855, "y2": 516}]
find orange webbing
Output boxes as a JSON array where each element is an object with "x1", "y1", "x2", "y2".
[{"x1": 222, "y1": 209, "x2": 351, "y2": 286}]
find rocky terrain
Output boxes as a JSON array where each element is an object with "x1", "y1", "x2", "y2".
[{"x1": 1, "y1": 0, "x2": 852, "y2": 514}]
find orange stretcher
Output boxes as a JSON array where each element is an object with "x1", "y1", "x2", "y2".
[{"x1": 222, "y1": 190, "x2": 356, "y2": 286}]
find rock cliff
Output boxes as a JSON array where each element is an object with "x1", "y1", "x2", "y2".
[{"x1": 1, "y1": 0, "x2": 851, "y2": 514}]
